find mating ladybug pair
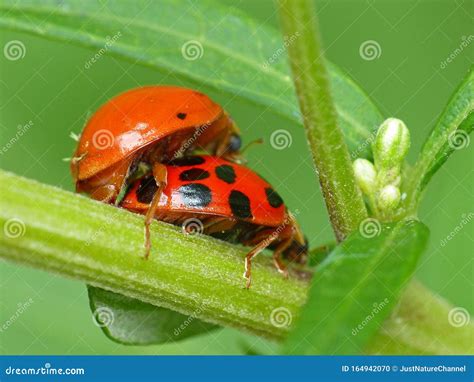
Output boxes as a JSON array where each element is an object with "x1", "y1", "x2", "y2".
[{"x1": 71, "y1": 86, "x2": 307, "y2": 288}]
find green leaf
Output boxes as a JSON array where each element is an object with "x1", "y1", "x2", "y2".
[
  {"x1": 0, "y1": 0, "x2": 382, "y2": 158},
  {"x1": 283, "y1": 219, "x2": 429, "y2": 355},
  {"x1": 404, "y1": 68, "x2": 473, "y2": 213},
  {"x1": 88, "y1": 286, "x2": 217, "y2": 345}
]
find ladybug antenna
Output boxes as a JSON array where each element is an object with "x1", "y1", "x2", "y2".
[{"x1": 240, "y1": 138, "x2": 263, "y2": 155}]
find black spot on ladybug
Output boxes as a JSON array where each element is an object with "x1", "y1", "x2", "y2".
[
  {"x1": 178, "y1": 183, "x2": 212, "y2": 207},
  {"x1": 137, "y1": 177, "x2": 158, "y2": 204},
  {"x1": 265, "y1": 187, "x2": 283, "y2": 208},
  {"x1": 215, "y1": 165, "x2": 236, "y2": 184},
  {"x1": 229, "y1": 190, "x2": 253, "y2": 219},
  {"x1": 176, "y1": 112, "x2": 187, "y2": 120},
  {"x1": 167, "y1": 156, "x2": 205, "y2": 167},
  {"x1": 179, "y1": 168, "x2": 210, "y2": 181}
]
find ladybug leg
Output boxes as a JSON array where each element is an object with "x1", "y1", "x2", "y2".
[
  {"x1": 272, "y1": 237, "x2": 293, "y2": 279},
  {"x1": 244, "y1": 232, "x2": 279, "y2": 289},
  {"x1": 202, "y1": 217, "x2": 236, "y2": 234},
  {"x1": 143, "y1": 163, "x2": 168, "y2": 259},
  {"x1": 89, "y1": 185, "x2": 117, "y2": 203},
  {"x1": 214, "y1": 128, "x2": 232, "y2": 157}
]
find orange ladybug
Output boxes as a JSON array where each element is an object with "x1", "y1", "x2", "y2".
[
  {"x1": 71, "y1": 86, "x2": 241, "y2": 255},
  {"x1": 121, "y1": 155, "x2": 308, "y2": 288}
]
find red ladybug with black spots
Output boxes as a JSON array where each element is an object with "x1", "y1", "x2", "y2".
[{"x1": 121, "y1": 155, "x2": 308, "y2": 288}]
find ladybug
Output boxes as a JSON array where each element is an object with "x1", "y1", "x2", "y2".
[
  {"x1": 120, "y1": 155, "x2": 308, "y2": 288},
  {"x1": 71, "y1": 85, "x2": 241, "y2": 204}
]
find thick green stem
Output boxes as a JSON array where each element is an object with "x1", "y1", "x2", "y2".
[
  {"x1": 0, "y1": 170, "x2": 307, "y2": 340},
  {"x1": 278, "y1": 0, "x2": 367, "y2": 241},
  {"x1": 0, "y1": 170, "x2": 471, "y2": 353},
  {"x1": 367, "y1": 280, "x2": 473, "y2": 355}
]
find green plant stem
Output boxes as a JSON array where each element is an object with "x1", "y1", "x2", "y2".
[
  {"x1": 367, "y1": 280, "x2": 474, "y2": 355},
  {"x1": 278, "y1": 0, "x2": 367, "y2": 241},
  {"x1": 0, "y1": 170, "x2": 306, "y2": 340},
  {"x1": 0, "y1": 170, "x2": 472, "y2": 353}
]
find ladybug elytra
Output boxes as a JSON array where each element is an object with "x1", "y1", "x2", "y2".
[
  {"x1": 71, "y1": 86, "x2": 241, "y2": 202},
  {"x1": 121, "y1": 155, "x2": 308, "y2": 288}
]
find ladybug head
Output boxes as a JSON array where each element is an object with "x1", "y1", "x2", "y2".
[{"x1": 227, "y1": 133, "x2": 242, "y2": 153}]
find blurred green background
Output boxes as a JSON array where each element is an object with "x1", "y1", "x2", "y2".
[{"x1": 0, "y1": 0, "x2": 472, "y2": 355}]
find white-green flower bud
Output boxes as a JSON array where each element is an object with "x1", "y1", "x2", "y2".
[
  {"x1": 373, "y1": 118, "x2": 410, "y2": 170},
  {"x1": 377, "y1": 185, "x2": 401, "y2": 212},
  {"x1": 353, "y1": 158, "x2": 376, "y2": 195}
]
